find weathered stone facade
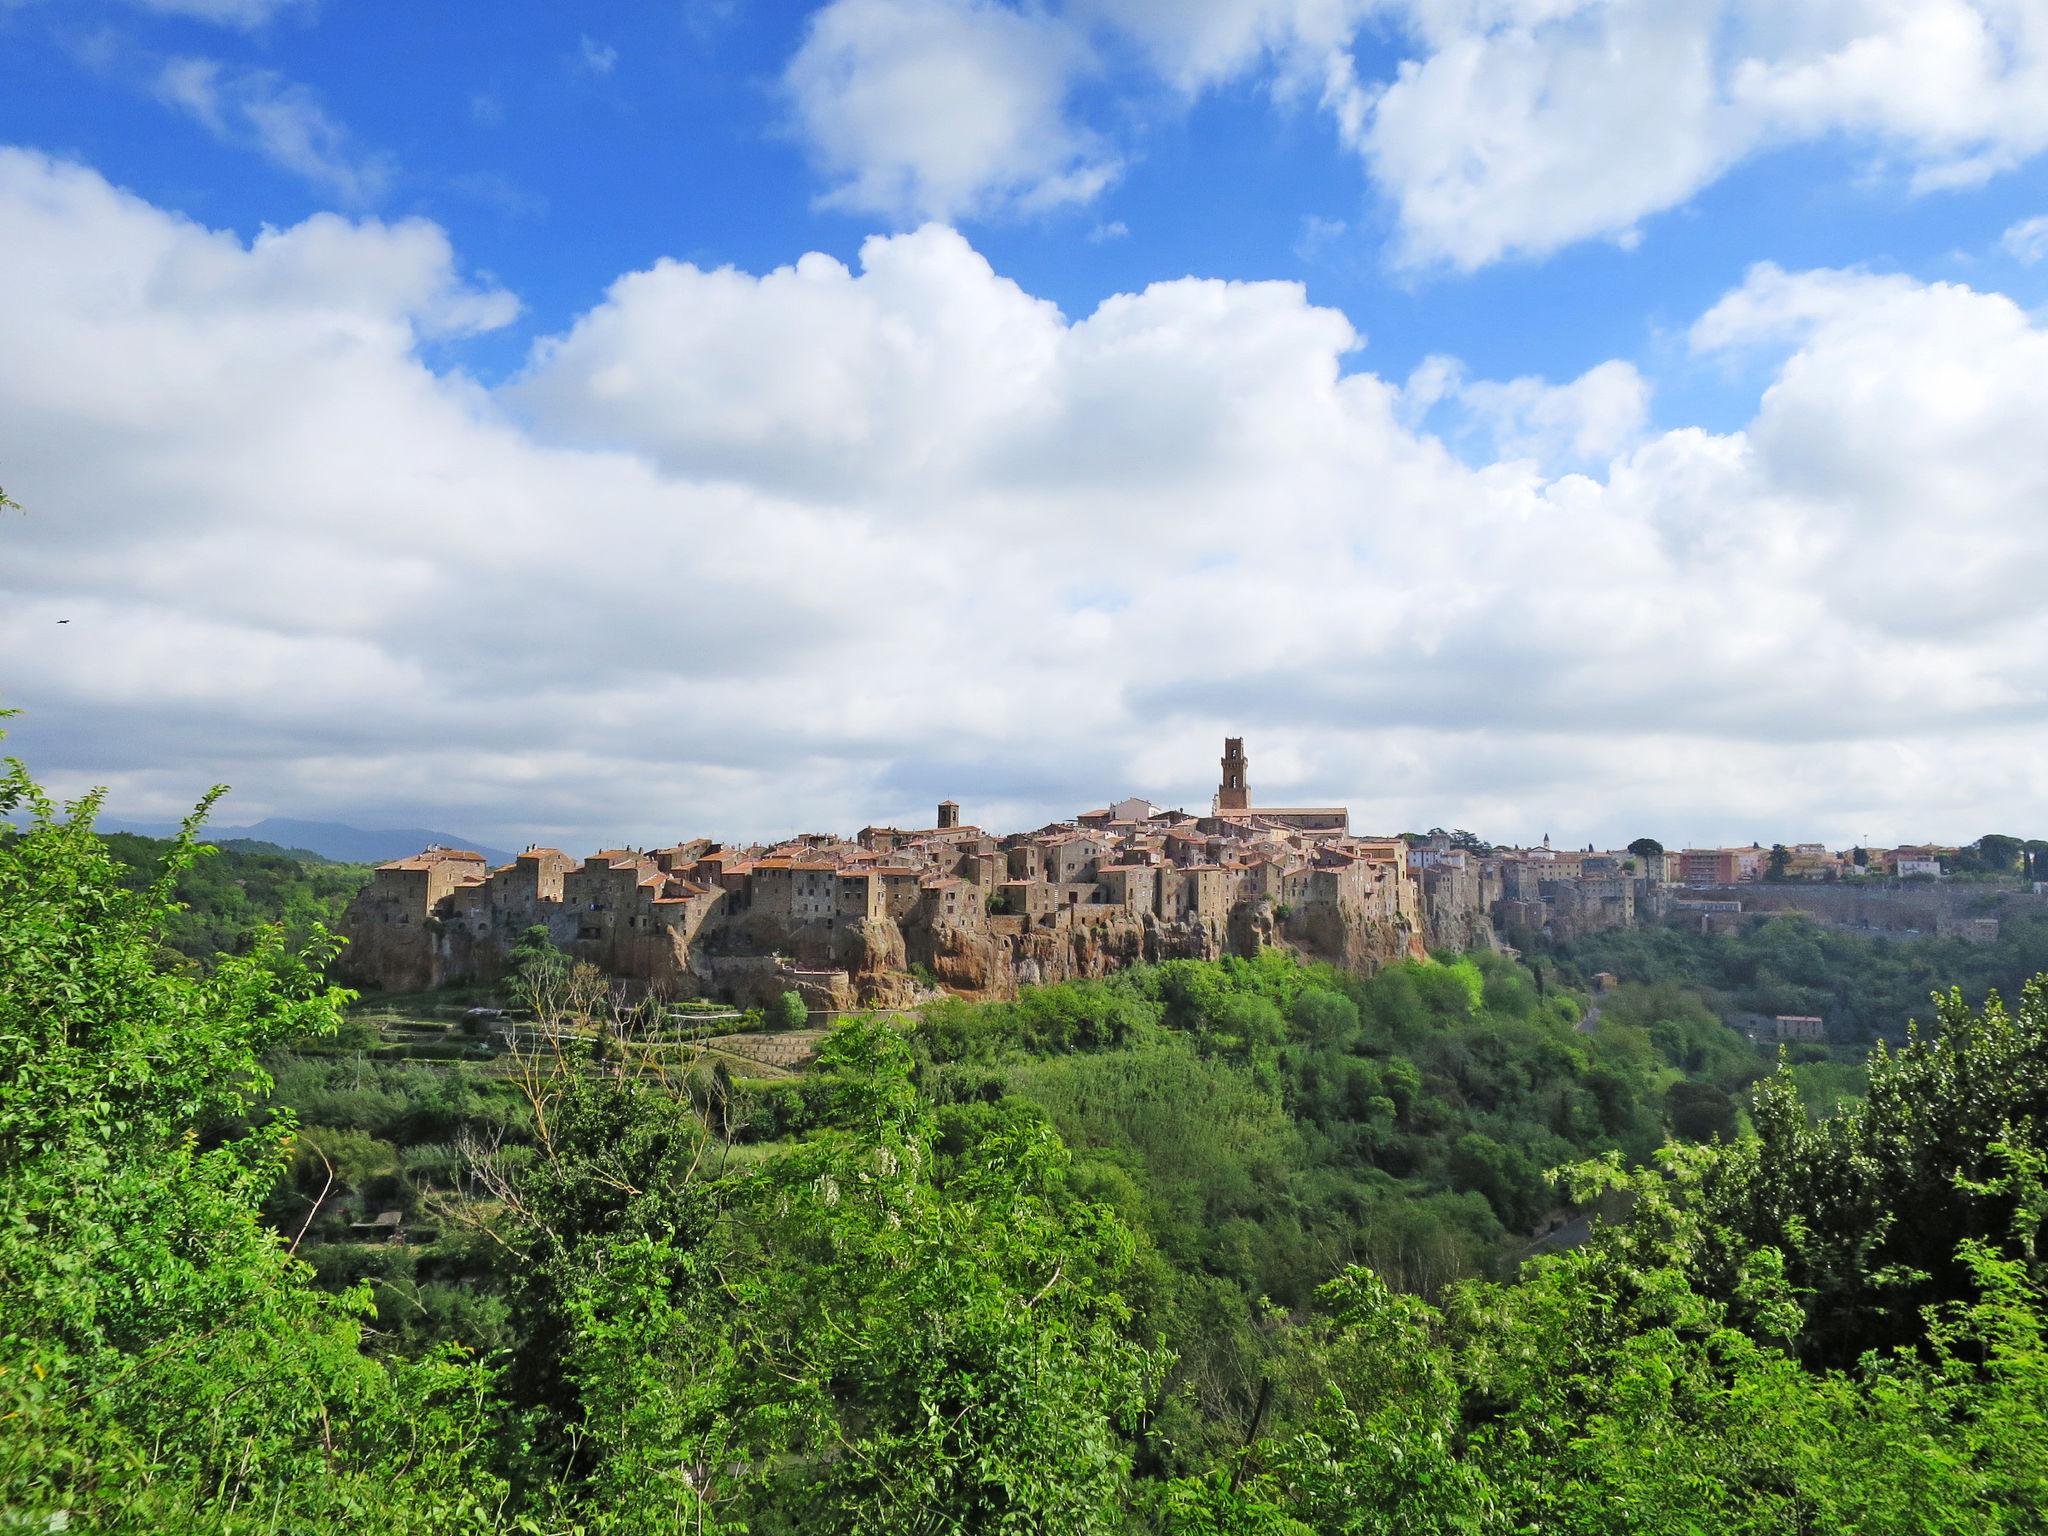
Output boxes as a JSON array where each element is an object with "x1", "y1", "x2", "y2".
[{"x1": 337, "y1": 751, "x2": 1495, "y2": 1003}]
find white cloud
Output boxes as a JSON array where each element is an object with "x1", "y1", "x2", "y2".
[
  {"x1": 2002, "y1": 213, "x2": 2048, "y2": 263},
  {"x1": 154, "y1": 56, "x2": 392, "y2": 203},
  {"x1": 577, "y1": 35, "x2": 618, "y2": 76},
  {"x1": 511, "y1": 227, "x2": 1067, "y2": 495},
  {"x1": 121, "y1": 0, "x2": 311, "y2": 27},
  {"x1": 7, "y1": 148, "x2": 2048, "y2": 850},
  {"x1": 1429, "y1": 357, "x2": 1652, "y2": 469},
  {"x1": 778, "y1": 1, "x2": 2048, "y2": 262},
  {"x1": 1309, "y1": 0, "x2": 2048, "y2": 266},
  {"x1": 1688, "y1": 261, "x2": 2048, "y2": 624},
  {"x1": 784, "y1": 0, "x2": 1120, "y2": 221},
  {"x1": 1079, "y1": 0, "x2": 1369, "y2": 90}
]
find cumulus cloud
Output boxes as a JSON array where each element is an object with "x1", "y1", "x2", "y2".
[
  {"x1": 1404, "y1": 356, "x2": 1651, "y2": 470},
  {"x1": 1364, "y1": 0, "x2": 2048, "y2": 266},
  {"x1": 5, "y1": 148, "x2": 2048, "y2": 850},
  {"x1": 154, "y1": 56, "x2": 392, "y2": 203},
  {"x1": 784, "y1": 0, "x2": 1120, "y2": 220},
  {"x1": 779, "y1": 1, "x2": 2048, "y2": 263}
]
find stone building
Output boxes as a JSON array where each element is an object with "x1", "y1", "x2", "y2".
[{"x1": 336, "y1": 738, "x2": 1491, "y2": 1005}]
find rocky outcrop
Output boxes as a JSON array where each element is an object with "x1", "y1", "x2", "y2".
[
  {"x1": 900, "y1": 908, "x2": 1238, "y2": 998},
  {"x1": 1281, "y1": 902, "x2": 1411, "y2": 974},
  {"x1": 1420, "y1": 863, "x2": 1497, "y2": 954},
  {"x1": 343, "y1": 876, "x2": 1473, "y2": 1006}
]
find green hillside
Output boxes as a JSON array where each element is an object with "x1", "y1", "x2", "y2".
[
  {"x1": 96, "y1": 829, "x2": 373, "y2": 962},
  {"x1": 8, "y1": 765, "x2": 2047, "y2": 1532}
]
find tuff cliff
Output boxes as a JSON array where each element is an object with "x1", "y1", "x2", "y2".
[
  {"x1": 728, "y1": 897, "x2": 1427, "y2": 1006},
  {"x1": 339, "y1": 890, "x2": 1445, "y2": 1005}
]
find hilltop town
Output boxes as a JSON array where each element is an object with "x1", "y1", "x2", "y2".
[{"x1": 337, "y1": 737, "x2": 2044, "y2": 1007}]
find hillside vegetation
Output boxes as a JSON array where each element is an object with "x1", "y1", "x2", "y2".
[
  {"x1": 6, "y1": 761, "x2": 2047, "y2": 1532},
  {"x1": 1552, "y1": 908, "x2": 2048, "y2": 1042},
  {"x1": 98, "y1": 828, "x2": 372, "y2": 962}
]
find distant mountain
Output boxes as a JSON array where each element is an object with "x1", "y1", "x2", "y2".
[{"x1": 97, "y1": 816, "x2": 514, "y2": 867}]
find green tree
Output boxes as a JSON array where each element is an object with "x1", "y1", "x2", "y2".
[
  {"x1": 502, "y1": 1017, "x2": 1160, "y2": 1533},
  {"x1": 1964, "y1": 833, "x2": 2024, "y2": 876},
  {"x1": 1627, "y1": 836, "x2": 1664, "y2": 858},
  {"x1": 1767, "y1": 842, "x2": 1791, "y2": 879},
  {"x1": 0, "y1": 747, "x2": 499, "y2": 1532},
  {"x1": 1170, "y1": 988, "x2": 2048, "y2": 1532},
  {"x1": 1665, "y1": 1078, "x2": 1738, "y2": 1140},
  {"x1": 505, "y1": 921, "x2": 569, "y2": 991},
  {"x1": 774, "y1": 987, "x2": 809, "y2": 1029}
]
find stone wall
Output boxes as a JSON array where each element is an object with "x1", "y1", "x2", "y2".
[{"x1": 1689, "y1": 882, "x2": 2045, "y2": 934}]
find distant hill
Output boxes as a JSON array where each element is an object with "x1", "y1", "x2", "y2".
[
  {"x1": 95, "y1": 830, "x2": 377, "y2": 963},
  {"x1": 212, "y1": 838, "x2": 342, "y2": 864},
  {"x1": 97, "y1": 816, "x2": 514, "y2": 867}
]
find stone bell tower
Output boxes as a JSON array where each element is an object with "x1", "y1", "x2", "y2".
[{"x1": 1216, "y1": 737, "x2": 1249, "y2": 812}]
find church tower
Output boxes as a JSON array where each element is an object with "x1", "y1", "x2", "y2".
[{"x1": 1216, "y1": 737, "x2": 1249, "y2": 812}]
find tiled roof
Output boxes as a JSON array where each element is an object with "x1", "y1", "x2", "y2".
[{"x1": 379, "y1": 846, "x2": 489, "y2": 871}]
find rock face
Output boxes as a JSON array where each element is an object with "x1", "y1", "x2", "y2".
[
  {"x1": 338, "y1": 836, "x2": 1496, "y2": 1005},
  {"x1": 1419, "y1": 862, "x2": 1499, "y2": 955},
  {"x1": 907, "y1": 909, "x2": 1236, "y2": 997},
  {"x1": 340, "y1": 881, "x2": 1442, "y2": 1004}
]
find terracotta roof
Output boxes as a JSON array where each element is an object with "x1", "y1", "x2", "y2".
[
  {"x1": 654, "y1": 880, "x2": 717, "y2": 903},
  {"x1": 379, "y1": 853, "x2": 471, "y2": 872}
]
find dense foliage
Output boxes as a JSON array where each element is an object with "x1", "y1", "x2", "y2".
[
  {"x1": 1552, "y1": 908, "x2": 2048, "y2": 1041},
  {"x1": 1174, "y1": 981, "x2": 2048, "y2": 1532},
  {"x1": 882, "y1": 949, "x2": 1767, "y2": 1466},
  {"x1": 0, "y1": 762, "x2": 501, "y2": 1531},
  {"x1": 98, "y1": 829, "x2": 372, "y2": 962},
  {"x1": 8, "y1": 751, "x2": 2048, "y2": 1531}
]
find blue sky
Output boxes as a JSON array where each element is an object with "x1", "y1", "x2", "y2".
[
  {"x1": 4, "y1": 0, "x2": 2048, "y2": 848},
  {"x1": 15, "y1": 2, "x2": 2044, "y2": 415}
]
